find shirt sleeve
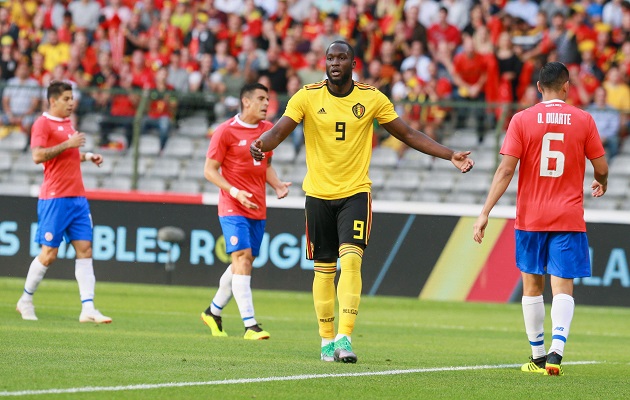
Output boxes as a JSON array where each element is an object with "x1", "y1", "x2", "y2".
[
  {"x1": 500, "y1": 111, "x2": 523, "y2": 158},
  {"x1": 29, "y1": 117, "x2": 48, "y2": 149},
  {"x1": 206, "y1": 123, "x2": 227, "y2": 163},
  {"x1": 374, "y1": 90, "x2": 399, "y2": 125},
  {"x1": 282, "y1": 88, "x2": 307, "y2": 124}
]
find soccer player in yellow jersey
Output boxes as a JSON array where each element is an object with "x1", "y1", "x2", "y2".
[{"x1": 251, "y1": 41, "x2": 474, "y2": 363}]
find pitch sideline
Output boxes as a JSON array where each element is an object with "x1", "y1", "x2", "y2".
[{"x1": 0, "y1": 361, "x2": 599, "y2": 397}]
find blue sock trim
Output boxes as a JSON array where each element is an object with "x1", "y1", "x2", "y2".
[
  {"x1": 529, "y1": 340, "x2": 545, "y2": 346},
  {"x1": 81, "y1": 299, "x2": 94, "y2": 304},
  {"x1": 552, "y1": 334, "x2": 567, "y2": 343},
  {"x1": 211, "y1": 302, "x2": 223, "y2": 310},
  {"x1": 242, "y1": 316, "x2": 254, "y2": 322},
  {"x1": 23, "y1": 289, "x2": 34, "y2": 295}
]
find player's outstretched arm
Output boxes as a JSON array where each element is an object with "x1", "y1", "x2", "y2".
[
  {"x1": 381, "y1": 117, "x2": 474, "y2": 173},
  {"x1": 473, "y1": 155, "x2": 518, "y2": 244},
  {"x1": 590, "y1": 155, "x2": 608, "y2": 197},
  {"x1": 250, "y1": 116, "x2": 298, "y2": 161},
  {"x1": 32, "y1": 132, "x2": 86, "y2": 164}
]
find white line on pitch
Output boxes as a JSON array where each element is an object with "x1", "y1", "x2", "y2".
[{"x1": 0, "y1": 361, "x2": 599, "y2": 397}]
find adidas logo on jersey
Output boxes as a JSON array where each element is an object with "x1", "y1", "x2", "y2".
[{"x1": 318, "y1": 108, "x2": 326, "y2": 114}]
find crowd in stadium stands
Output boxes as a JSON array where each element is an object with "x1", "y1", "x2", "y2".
[{"x1": 0, "y1": 0, "x2": 628, "y2": 158}]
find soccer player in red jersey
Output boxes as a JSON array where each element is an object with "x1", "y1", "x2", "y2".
[
  {"x1": 200, "y1": 83, "x2": 291, "y2": 340},
  {"x1": 473, "y1": 62, "x2": 609, "y2": 376},
  {"x1": 16, "y1": 81, "x2": 111, "y2": 324}
]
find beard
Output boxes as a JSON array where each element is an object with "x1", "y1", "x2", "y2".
[{"x1": 327, "y1": 69, "x2": 352, "y2": 86}]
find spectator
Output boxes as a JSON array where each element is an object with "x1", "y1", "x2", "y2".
[
  {"x1": 1, "y1": 62, "x2": 41, "y2": 148},
  {"x1": 142, "y1": 66, "x2": 177, "y2": 150},
  {"x1": 7, "y1": 0, "x2": 38, "y2": 30},
  {"x1": 495, "y1": 31, "x2": 523, "y2": 103},
  {"x1": 145, "y1": 36, "x2": 169, "y2": 71},
  {"x1": 269, "y1": 0, "x2": 293, "y2": 39},
  {"x1": 214, "y1": 0, "x2": 244, "y2": 15},
  {"x1": 0, "y1": 35, "x2": 17, "y2": 81},
  {"x1": 427, "y1": 7, "x2": 461, "y2": 55},
  {"x1": 405, "y1": 0, "x2": 440, "y2": 29},
  {"x1": 101, "y1": 0, "x2": 132, "y2": 27},
  {"x1": 170, "y1": 0, "x2": 194, "y2": 35},
  {"x1": 38, "y1": 0, "x2": 66, "y2": 31},
  {"x1": 90, "y1": 51, "x2": 119, "y2": 112},
  {"x1": 148, "y1": 6, "x2": 183, "y2": 56},
  {"x1": 0, "y1": 8, "x2": 19, "y2": 41},
  {"x1": 540, "y1": 0, "x2": 569, "y2": 21},
  {"x1": 259, "y1": 46, "x2": 289, "y2": 94},
  {"x1": 288, "y1": 23, "x2": 312, "y2": 54},
  {"x1": 257, "y1": 74, "x2": 280, "y2": 121},
  {"x1": 298, "y1": 50, "x2": 325, "y2": 84},
  {"x1": 38, "y1": 30, "x2": 71, "y2": 72},
  {"x1": 336, "y1": 4, "x2": 356, "y2": 42},
  {"x1": 216, "y1": 13, "x2": 244, "y2": 58},
  {"x1": 135, "y1": 0, "x2": 160, "y2": 31},
  {"x1": 122, "y1": 11, "x2": 148, "y2": 57},
  {"x1": 68, "y1": 0, "x2": 102, "y2": 36},
  {"x1": 15, "y1": 31, "x2": 34, "y2": 65},
  {"x1": 30, "y1": 52, "x2": 46, "y2": 85},
  {"x1": 603, "y1": 0, "x2": 626, "y2": 28},
  {"x1": 594, "y1": 23, "x2": 617, "y2": 72},
  {"x1": 129, "y1": 49, "x2": 154, "y2": 89},
  {"x1": 279, "y1": 36, "x2": 307, "y2": 71},
  {"x1": 98, "y1": 66, "x2": 139, "y2": 148},
  {"x1": 56, "y1": 11, "x2": 75, "y2": 45},
  {"x1": 452, "y1": 34, "x2": 488, "y2": 142},
  {"x1": 302, "y1": 6, "x2": 324, "y2": 42},
  {"x1": 166, "y1": 50, "x2": 190, "y2": 93},
  {"x1": 312, "y1": 14, "x2": 345, "y2": 54},
  {"x1": 184, "y1": 12, "x2": 216, "y2": 62},
  {"x1": 238, "y1": 35, "x2": 269, "y2": 82},
  {"x1": 566, "y1": 64, "x2": 592, "y2": 107},
  {"x1": 602, "y1": 65, "x2": 630, "y2": 135},
  {"x1": 504, "y1": 0, "x2": 540, "y2": 28},
  {"x1": 550, "y1": 12, "x2": 580, "y2": 65},
  {"x1": 441, "y1": 0, "x2": 470, "y2": 31},
  {"x1": 400, "y1": 40, "x2": 431, "y2": 82},
  {"x1": 587, "y1": 86, "x2": 622, "y2": 160},
  {"x1": 462, "y1": 3, "x2": 487, "y2": 38}
]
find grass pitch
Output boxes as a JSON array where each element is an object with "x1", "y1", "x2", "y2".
[{"x1": 1, "y1": 277, "x2": 629, "y2": 399}]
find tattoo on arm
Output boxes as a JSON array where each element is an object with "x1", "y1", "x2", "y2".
[{"x1": 39, "y1": 142, "x2": 69, "y2": 162}]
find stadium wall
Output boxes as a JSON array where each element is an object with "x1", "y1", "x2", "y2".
[{"x1": 1, "y1": 193, "x2": 629, "y2": 307}]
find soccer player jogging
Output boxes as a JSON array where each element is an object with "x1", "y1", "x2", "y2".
[
  {"x1": 473, "y1": 62, "x2": 609, "y2": 376},
  {"x1": 16, "y1": 81, "x2": 111, "y2": 324},
  {"x1": 201, "y1": 83, "x2": 291, "y2": 340},
  {"x1": 250, "y1": 41, "x2": 474, "y2": 363}
]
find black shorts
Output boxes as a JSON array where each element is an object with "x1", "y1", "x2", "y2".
[{"x1": 305, "y1": 192, "x2": 372, "y2": 260}]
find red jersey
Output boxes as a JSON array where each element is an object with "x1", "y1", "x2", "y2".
[
  {"x1": 30, "y1": 113, "x2": 85, "y2": 199},
  {"x1": 501, "y1": 100, "x2": 605, "y2": 232},
  {"x1": 207, "y1": 115, "x2": 273, "y2": 220}
]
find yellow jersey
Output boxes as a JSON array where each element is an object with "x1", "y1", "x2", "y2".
[{"x1": 283, "y1": 80, "x2": 398, "y2": 200}]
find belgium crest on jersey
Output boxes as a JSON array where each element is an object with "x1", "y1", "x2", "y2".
[{"x1": 352, "y1": 103, "x2": 365, "y2": 119}]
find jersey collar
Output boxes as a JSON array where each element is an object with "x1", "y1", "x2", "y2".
[
  {"x1": 233, "y1": 114, "x2": 260, "y2": 128},
  {"x1": 541, "y1": 99, "x2": 566, "y2": 104},
  {"x1": 42, "y1": 112, "x2": 70, "y2": 122}
]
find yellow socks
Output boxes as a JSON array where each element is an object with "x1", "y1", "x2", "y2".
[
  {"x1": 313, "y1": 261, "x2": 337, "y2": 340},
  {"x1": 337, "y1": 244, "x2": 363, "y2": 336}
]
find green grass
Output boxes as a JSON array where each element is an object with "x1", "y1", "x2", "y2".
[{"x1": 1, "y1": 277, "x2": 629, "y2": 399}]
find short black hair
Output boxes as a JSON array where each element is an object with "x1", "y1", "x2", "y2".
[
  {"x1": 326, "y1": 40, "x2": 355, "y2": 60},
  {"x1": 240, "y1": 82, "x2": 268, "y2": 109},
  {"x1": 47, "y1": 81, "x2": 73, "y2": 102},
  {"x1": 538, "y1": 61, "x2": 569, "y2": 92}
]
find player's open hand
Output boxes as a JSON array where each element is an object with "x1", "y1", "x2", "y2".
[
  {"x1": 591, "y1": 180, "x2": 607, "y2": 197},
  {"x1": 250, "y1": 139, "x2": 265, "y2": 161},
  {"x1": 451, "y1": 151, "x2": 474, "y2": 173},
  {"x1": 235, "y1": 190, "x2": 259, "y2": 209},
  {"x1": 67, "y1": 132, "x2": 86, "y2": 148},
  {"x1": 275, "y1": 181, "x2": 292, "y2": 199},
  {"x1": 472, "y1": 214, "x2": 488, "y2": 244}
]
